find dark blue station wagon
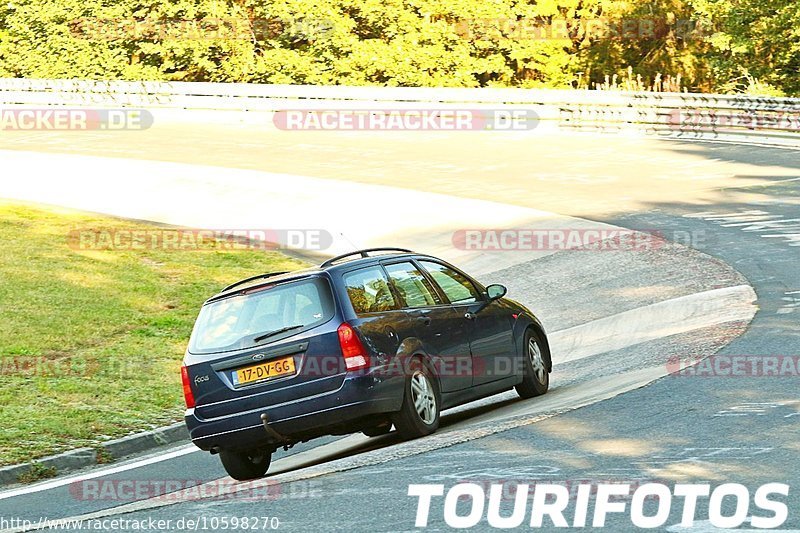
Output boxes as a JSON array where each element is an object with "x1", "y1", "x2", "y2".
[{"x1": 182, "y1": 248, "x2": 551, "y2": 480}]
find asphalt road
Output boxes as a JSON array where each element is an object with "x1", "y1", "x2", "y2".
[{"x1": 0, "y1": 133, "x2": 798, "y2": 532}]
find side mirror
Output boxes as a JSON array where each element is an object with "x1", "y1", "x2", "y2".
[
  {"x1": 465, "y1": 284, "x2": 508, "y2": 320},
  {"x1": 486, "y1": 284, "x2": 507, "y2": 300}
]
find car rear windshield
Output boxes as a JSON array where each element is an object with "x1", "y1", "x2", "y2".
[{"x1": 188, "y1": 276, "x2": 334, "y2": 354}]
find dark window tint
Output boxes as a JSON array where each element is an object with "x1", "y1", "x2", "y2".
[
  {"x1": 343, "y1": 266, "x2": 398, "y2": 315},
  {"x1": 384, "y1": 262, "x2": 439, "y2": 308},
  {"x1": 420, "y1": 261, "x2": 480, "y2": 304}
]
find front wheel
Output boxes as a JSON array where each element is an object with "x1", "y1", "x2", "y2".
[
  {"x1": 515, "y1": 330, "x2": 550, "y2": 399},
  {"x1": 392, "y1": 359, "x2": 440, "y2": 439},
  {"x1": 219, "y1": 449, "x2": 271, "y2": 481}
]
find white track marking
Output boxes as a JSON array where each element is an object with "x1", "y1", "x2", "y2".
[
  {"x1": 0, "y1": 434, "x2": 370, "y2": 503},
  {"x1": 685, "y1": 210, "x2": 800, "y2": 246},
  {"x1": 0, "y1": 446, "x2": 199, "y2": 502}
]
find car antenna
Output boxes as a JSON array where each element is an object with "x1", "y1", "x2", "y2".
[{"x1": 339, "y1": 232, "x2": 360, "y2": 252}]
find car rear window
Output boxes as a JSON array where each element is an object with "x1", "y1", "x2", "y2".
[
  {"x1": 343, "y1": 266, "x2": 398, "y2": 315},
  {"x1": 188, "y1": 277, "x2": 334, "y2": 354}
]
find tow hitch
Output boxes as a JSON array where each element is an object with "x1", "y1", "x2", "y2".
[{"x1": 260, "y1": 413, "x2": 291, "y2": 445}]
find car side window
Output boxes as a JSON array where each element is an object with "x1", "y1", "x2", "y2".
[
  {"x1": 419, "y1": 260, "x2": 481, "y2": 304},
  {"x1": 343, "y1": 266, "x2": 398, "y2": 315},
  {"x1": 384, "y1": 262, "x2": 440, "y2": 308}
]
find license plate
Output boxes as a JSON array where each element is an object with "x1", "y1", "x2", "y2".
[{"x1": 232, "y1": 356, "x2": 296, "y2": 386}]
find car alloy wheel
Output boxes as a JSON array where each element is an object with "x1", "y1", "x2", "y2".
[
  {"x1": 528, "y1": 338, "x2": 546, "y2": 383},
  {"x1": 410, "y1": 370, "x2": 437, "y2": 425},
  {"x1": 515, "y1": 329, "x2": 550, "y2": 399},
  {"x1": 393, "y1": 358, "x2": 441, "y2": 439}
]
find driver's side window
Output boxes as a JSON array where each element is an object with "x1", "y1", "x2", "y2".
[{"x1": 419, "y1": 261, "x2": 480, "y2": 304}]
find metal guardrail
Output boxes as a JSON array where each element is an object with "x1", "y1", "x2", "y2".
[{"x1": 2, "y1": 78, "x2": 800, "y2": 146}]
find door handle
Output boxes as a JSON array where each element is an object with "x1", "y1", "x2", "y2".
[
  {"x1": 464, "y1": 312, "x2": 476, "y2": 320},
  {"x1": 417, "y1": 316, "x2": 432, "y2": 326}
]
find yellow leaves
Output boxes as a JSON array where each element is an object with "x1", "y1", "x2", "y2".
[
  {"x1": 1, "y1": 0, "x2": 798, "y2": 93},
  {"x1": 532, "y1": 0, "x2": 561, "y2": 18}
]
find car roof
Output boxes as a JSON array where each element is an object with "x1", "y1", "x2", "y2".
[{"x1": 212, "y1": 249, "x2": 434, "y2": 300}]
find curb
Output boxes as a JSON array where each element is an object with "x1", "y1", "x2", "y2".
[{"x1": 0, "y1": 422, "x2": 189, "y2": 487}]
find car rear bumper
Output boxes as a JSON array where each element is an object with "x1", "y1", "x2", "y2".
[{"x1": 185, "y1": 368, "x2": 405, "y2": 452}]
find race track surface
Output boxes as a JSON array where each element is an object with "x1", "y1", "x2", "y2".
[{"x1": 0, "y1": 124, "x2": 798, "y2": 531}]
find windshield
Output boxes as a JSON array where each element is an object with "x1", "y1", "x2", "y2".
[{"x1": 188, "y1": 276, "x2": 334, "y2": 354}]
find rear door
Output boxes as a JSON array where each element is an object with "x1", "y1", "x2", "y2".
[
  {"x1": 340, "y1": 264, "x2": 413, "y2": 368},
  {"x1": 418, "y1": 260, "x2": 516, "y2": 386},
  {"x1": 383, "y1": 261, "x2": 472, "y2": 392}
]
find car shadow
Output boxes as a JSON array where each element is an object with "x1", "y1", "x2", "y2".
[{"x1": 266, "y1": 393, "x2": 527, "y2": 477}]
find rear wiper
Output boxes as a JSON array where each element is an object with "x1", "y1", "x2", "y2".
[{"x1": 253, "y1": 324, "x2": 304, "y2": 344}]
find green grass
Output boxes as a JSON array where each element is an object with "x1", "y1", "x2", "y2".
[
  {"x1": 17, "y1": 462, "x2": 57, "y2": 483},
  {"x1": 0, "y1": 202, "x2": 307, "y2": 466}
]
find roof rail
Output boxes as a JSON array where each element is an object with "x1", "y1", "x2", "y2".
[
  {"x1": 320, "y1": 247, "x2": 414, "y2": 268},
  {"x1": 221, "y1": 271, "x2": 289, "y2": 293}
]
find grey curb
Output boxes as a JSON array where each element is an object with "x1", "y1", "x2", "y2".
[{"x1": 0, "y1": 422, "x2": 189, "y2": 487}]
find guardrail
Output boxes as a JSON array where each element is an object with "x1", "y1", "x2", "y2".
[{"x1": 2, "y1": 78, "x2": 800, "y2": 146}]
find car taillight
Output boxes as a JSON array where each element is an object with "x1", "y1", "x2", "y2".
[
  {"x1": 337, "y1": 322, "x2": 369, "y2": 371},
  {"x1": 181, "y1": 365, "x2": 196, "y2": 409}
]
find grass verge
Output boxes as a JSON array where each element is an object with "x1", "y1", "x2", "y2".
[{"x1": 0, "y1": 201, "x2": 306, "y2": 465}]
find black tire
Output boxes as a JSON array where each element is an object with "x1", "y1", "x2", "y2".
[
  {"x1": 392, "y1": 358, "x2": 440, "y2": 439},
  {"x1": 219, "y1": 449, "x2": 272, "y2": 481},
  {"x1": 362, "y1": 423, "x2": 393, "y2": 437},
  {"x1": 515, "y1": 329, "x2": 550, "y2": 399}
]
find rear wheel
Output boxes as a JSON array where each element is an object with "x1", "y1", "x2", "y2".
[
  {"x1": 392, "y1": 358, "x2": 440, "y2": 439},
  {"x1": 515, "y1": 330, "x2": 550, "y2": 399},
  {"x1": 362, "y1": 422, "x2": 392, "y2": 437},
  {"x1": 219, "y1": 449, "x2": 271, "y2": 481}
]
